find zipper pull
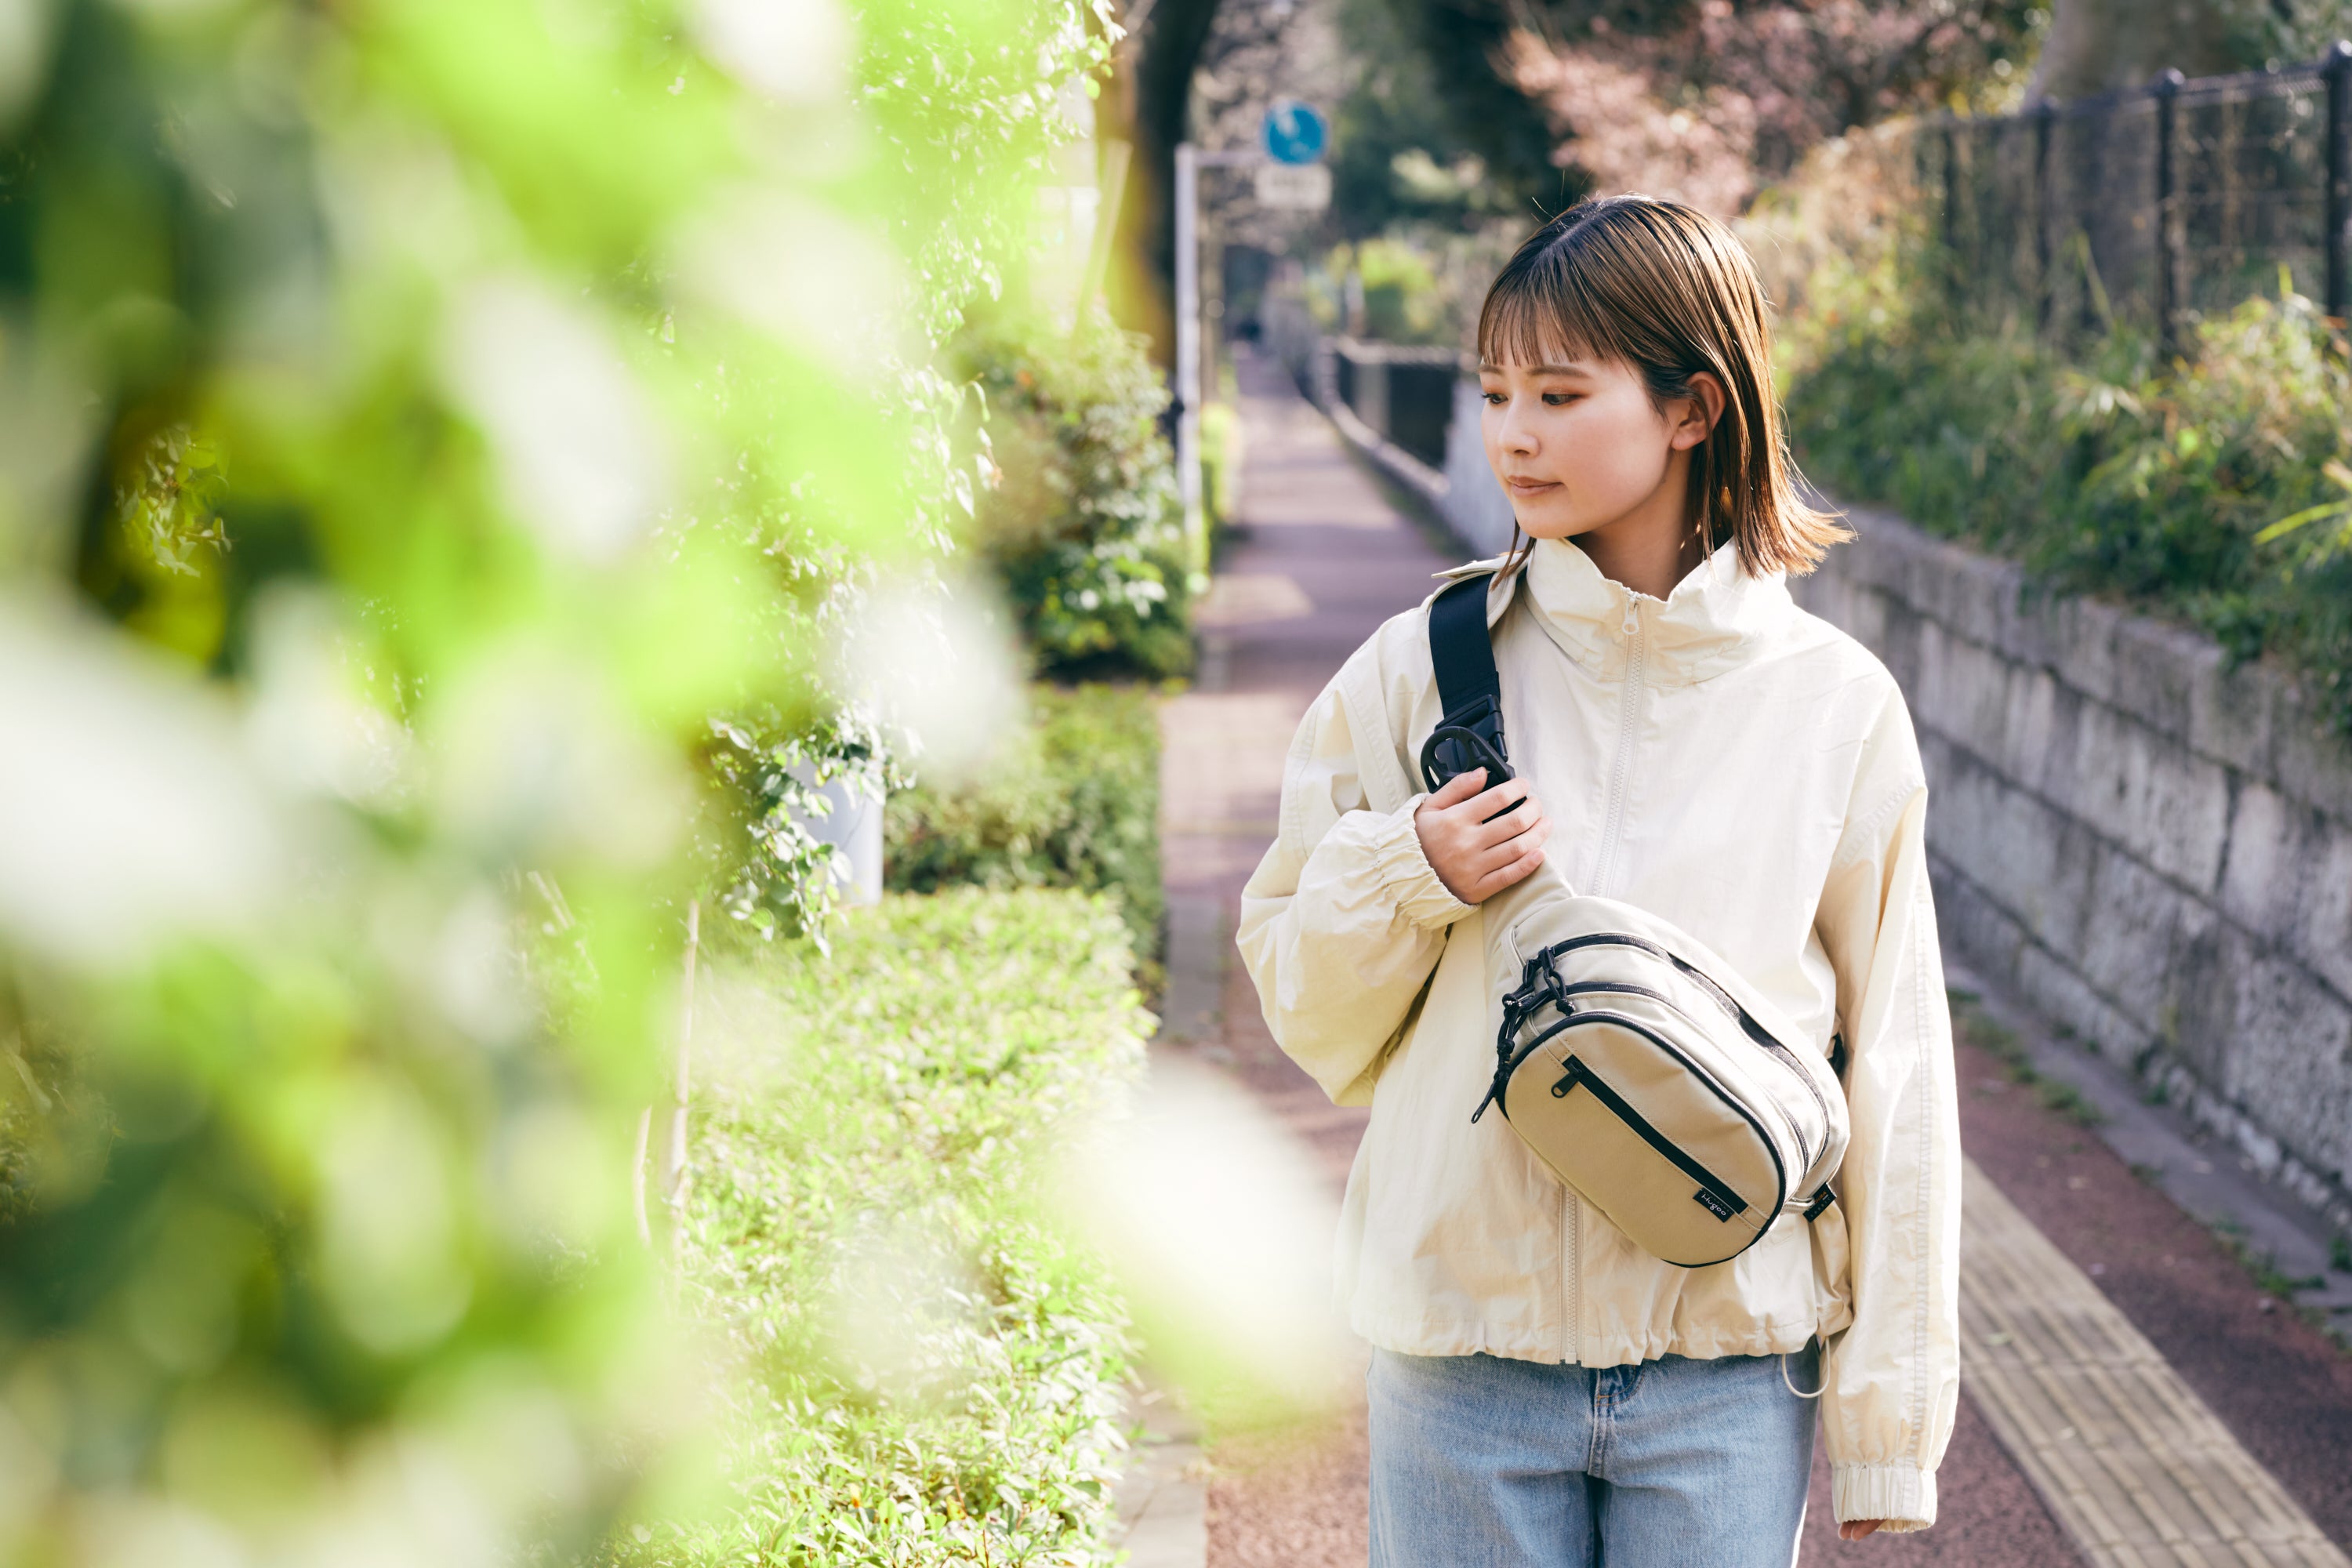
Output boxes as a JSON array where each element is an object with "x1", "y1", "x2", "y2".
[{"x1": 1621, "y1": 601, "x2": 1639, "y2": 637}]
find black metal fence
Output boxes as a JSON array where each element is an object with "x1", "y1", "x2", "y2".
[
  {"x1": 1331, "y1": 339, "x2": 1461, "y2": 470},
  {"x1": 1933, "y1": 42, "x2": 2352, "y2": 352}
]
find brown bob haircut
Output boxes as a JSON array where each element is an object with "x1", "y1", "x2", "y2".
[{"x1": 1476, "y1": 194, "x2": 1847, "y2": 579}]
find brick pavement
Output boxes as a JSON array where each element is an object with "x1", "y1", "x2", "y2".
[{"x1": 1142, "y1": 344, "x2": 2349, "y2": 1568}]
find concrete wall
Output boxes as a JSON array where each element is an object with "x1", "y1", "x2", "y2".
[
  {"x1": 1795, "y1": 506, "x2": 2352, "y2": 1236},
  {"x1": 1439, "y1": 377, "x2": 1517, "y2": 557}
]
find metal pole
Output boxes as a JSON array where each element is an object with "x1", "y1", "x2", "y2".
[
  {"x1": 2034, "y1": 99, "x2": 2057, "y2": 336},
  {"x1": 1174, "y1": 141, "x2": 1203, "y2": 570},
  {"x1": 2326, "y1": 41, "x2": 2352, "y2": 321},
  {"x1": 2154, "y1": 68, "x2": 2185, "y2": 359},
  {"x1": 1941, "y1": 118, "x2": 1961, "y2": 310}
]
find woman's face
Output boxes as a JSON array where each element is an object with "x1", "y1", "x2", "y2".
[{"x1": 1476, "y1": 353, "x2": 1715, "y2": 543}]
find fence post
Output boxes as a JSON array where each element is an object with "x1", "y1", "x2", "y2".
[
  {"x1": 1937, "y1": 116, "x2": 1964, "y2": 314},
  {"x1": 2034, "y1": 99, "x2": 2058, "y2": 336},
  {"x1": 2153, "y1": 69, "x2": 2185, "y2": 359},
  {"x1": 2327, "y1": 41, "x2": 2352, "y2": 322}
]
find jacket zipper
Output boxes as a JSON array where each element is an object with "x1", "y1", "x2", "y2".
[
  {"x1": 1566, "y1": 597, "x2": 1640, "y2": 1362},
  {"x1": 1588, "y1": 599, "x2": 1645, "y2": 898},
  {"x1": 1564, "y1": 1187, "x2": 1580, "y2": 1364}
]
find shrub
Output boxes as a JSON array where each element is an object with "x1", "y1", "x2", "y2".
[
  {"x1": 1783, "y1": 237, "x2": 2352, "y2": 732},
  {"x1": 885, "y1": 684, "x2": 1163, "y2": 966},
  {"x1": 612, "y1": 889, "x2": 1146, "y2": 1567},
  {"x1": 1201, "y1": 398, "x2": 1241, "y2": 534},
  {"x1": 1355, "y1": 237, "x2": 1446, "y2": 343},
  {"x1": 958, "y1": 310, "x2": 1193, "y2": 678}
]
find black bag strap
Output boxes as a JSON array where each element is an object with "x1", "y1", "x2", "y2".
[
  {"x1": 1429, "y1": 572, "x2": 1501, "y2": 727},
  {"x1": 1419, "y1": 572, "x2": 1515, "y2": 796}
]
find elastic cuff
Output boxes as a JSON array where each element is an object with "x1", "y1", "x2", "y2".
[
  {"x1": 1369, "y1": 795, "x2": 1473, "y2": 930},
  {"x1": 1831, "y1": 1461, "x2": 1935, "y2": 1533}
]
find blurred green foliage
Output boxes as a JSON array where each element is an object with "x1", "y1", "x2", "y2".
[
  {"x1": 609, "y1": 888, "x2": 1145, "y2": 1567},
  {"x1": 1785, "y1": 263, "x2": 2352, "y2": 732},
  {"x1": 1293, "y1": 229, "x2": 1525, "y2": 350},
  {"x1": 1199, "y1": 398, "x2": 1240, "y2": 533},
  {"x1": 1327, "y1": 0, "x2": 1563, "y2": 238},
  {"x1": 0, "y1": 0, "x2": 1120, "y2": 1560},
  {"x1": 1354, "y1": 238, "x2": 1446, "y2": 343},
  {"x1": 955, "y1": 310, "x2": 1193, "y2": 678},
  {"x1": 886, "y1": 685, "x2": 1164, "y2": 966}
]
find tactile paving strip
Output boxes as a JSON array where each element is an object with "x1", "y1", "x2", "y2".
[{"x1": 1961, "y1": 1159, "x2": 2350, "y2": 1568}]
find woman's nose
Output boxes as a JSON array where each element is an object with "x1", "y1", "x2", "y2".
[{"x1": 1497, "y1": 401, "x2": 1538, "y2": 456}]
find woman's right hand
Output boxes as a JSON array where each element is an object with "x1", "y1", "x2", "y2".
[{"x1": 1414, "y1": 768, "x2": 1549, "y2": 905}]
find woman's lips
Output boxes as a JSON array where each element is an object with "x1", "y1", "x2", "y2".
[{"x1": 1504, "y1": 477, "x2": 1560, "y2": 495}]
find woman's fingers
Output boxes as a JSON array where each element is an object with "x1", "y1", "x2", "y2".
[
  {"x1": 1428, "y1": 767, "x2": 1487, "y2": 809},
  {"x1": 1470, "y1": 813, "x2": 1550, "y2": 876},
  {"x1": 1472, "y1": 792, "x2": 1541, "y2": 847},
  {"x1": 1475, "y1": 840, "x2": 1548, "y2": 900},
  {"x1": 1468, "y1": 779, "x2": 1526, "y2": 822},
  {"x1": 1416, "y1": 771, "x2": 1548, "y2": 905}
]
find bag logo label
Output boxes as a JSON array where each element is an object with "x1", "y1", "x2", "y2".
[{"x1": 1693, "y1": 1188, "x2": 1737, "y2": 1221}]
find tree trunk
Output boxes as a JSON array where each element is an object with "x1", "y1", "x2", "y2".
[
  {"x1": 2029, "y1": 0, "x2": 2244, "y2": 100},
  {"x1": 1104, "y1": 0, "x2": 1225, "y2": 369}
]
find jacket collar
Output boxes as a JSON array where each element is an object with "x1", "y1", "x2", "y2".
[{"x1": 1439, "y1": 535, "x2": 1794, "y2": 686}]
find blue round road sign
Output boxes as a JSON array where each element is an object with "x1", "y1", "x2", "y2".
[{"x1": 1261, "y1": 100, "x2": 1327, "y2": 165}]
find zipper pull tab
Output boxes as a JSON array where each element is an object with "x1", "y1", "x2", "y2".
[{"x1": 1621, "y1": 602, "x2": 1639, "y2": 637}]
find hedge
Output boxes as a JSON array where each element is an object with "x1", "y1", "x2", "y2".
[
  {"x1": 611, "y1": 888, "x2": 1148, "y2": 1566},
  {"x1": 1781, "y1": 253, "x2": 2352, "y2": 735},
  {"x1": 884, "y1": 684, "x2": 1163, "y2": 968},
  {"x1": 956, "y1": 310, "x2": 1193, "y2": 679}
]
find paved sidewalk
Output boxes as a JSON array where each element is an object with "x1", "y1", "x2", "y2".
[{"x1": 1128, "y1": 345, "x2": 2351, "y2": 1568}]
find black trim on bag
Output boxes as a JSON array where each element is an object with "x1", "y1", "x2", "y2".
[
  {"x1": 1552, "y1": 1054, "x2": 1750, "y2": 1221},
  {"x1": 1480, "y1": 1009, "x2": 1790, "y2": 1221},
  {"x1": 1494, "y1": 946, "x2": 1813, "y2": 1171},
  {"x1": 1517, "y1": 932, "x2": 1835, "y2": 1156}
]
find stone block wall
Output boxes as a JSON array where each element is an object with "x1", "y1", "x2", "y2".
[{"x1": 1795, "y1": 506, "x2": 2352, "y2": 1236}]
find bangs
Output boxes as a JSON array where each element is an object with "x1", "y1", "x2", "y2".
[
  {"x1": 1468, "y1": 194, "x2": 1853, "y2": 579},
  {"x1": 1475, "y1": 241, "x2": 1636, "y2": 372}
]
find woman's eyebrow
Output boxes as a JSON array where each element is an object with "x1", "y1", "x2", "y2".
[{"x1": 1477, "y1": 361, "x2": 1594, "y2": 376}]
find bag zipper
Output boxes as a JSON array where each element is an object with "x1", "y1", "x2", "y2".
[
  {"x1": 1517, "y1": 932, "x2": 1830, "y2": 1165},
  {"x1": 1488, "y1": 1007, "x2": 1791, "y2": 1218},
  {"x1": 1552, "y1": 1056, "x2": 1749, "y2": 1218}
]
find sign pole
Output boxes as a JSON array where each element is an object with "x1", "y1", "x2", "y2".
[
  {"x1": 1174, "y1": 140, "x2": 1203, "y2": 572},
  {"x1": 1173, "y1": 111, "x2": 1323, "y2": 576}
]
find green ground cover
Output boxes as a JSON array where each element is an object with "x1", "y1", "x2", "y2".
[
  {"x1": 1775, "y1": 198, "x2": 2352, "y2": 734},
  {"x1": 615, "y1": 889, "x2": 1149, "y2": 1567},
  {"x1": 885, "y1": 684, "x2": 1164, "y2": 971}
]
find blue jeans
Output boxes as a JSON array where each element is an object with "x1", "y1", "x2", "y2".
[{"x1": 1367, "y1": 1347, "x2": 1817, "y2": 1568}]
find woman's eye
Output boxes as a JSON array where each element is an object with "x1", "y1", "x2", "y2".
[
  {"x1": 1543, "y1": 393, "x2": 1578, "y2": 407},
  {"x1": 1482, "y1": 391, "x2": 1504, "y2": 405}
]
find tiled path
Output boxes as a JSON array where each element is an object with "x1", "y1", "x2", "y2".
[{"x1": 1128, "y1": 344, "x2": 2350, "y2": 1568}]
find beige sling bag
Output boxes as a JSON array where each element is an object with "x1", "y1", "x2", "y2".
[{"x1": 1425, "y1": 571, "x2": 1849, "y2": 1269}]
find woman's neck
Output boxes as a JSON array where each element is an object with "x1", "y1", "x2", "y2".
[{"x1": 1567, "y1": 455, "x2": 1707, "y2": 601}]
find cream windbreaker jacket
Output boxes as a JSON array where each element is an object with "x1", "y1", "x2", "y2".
[{"x1": 1236, "y1": 535, "x2": 1961, "y2": 1532}]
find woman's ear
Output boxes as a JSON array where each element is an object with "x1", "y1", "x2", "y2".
[{"x1": 1669, "y1": 372, "x2": 1728, "y2": 451}]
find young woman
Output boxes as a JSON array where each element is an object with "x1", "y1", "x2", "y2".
[{"x1": 1236, "y1": 196, "x2": 1960, "y2": 1564}]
